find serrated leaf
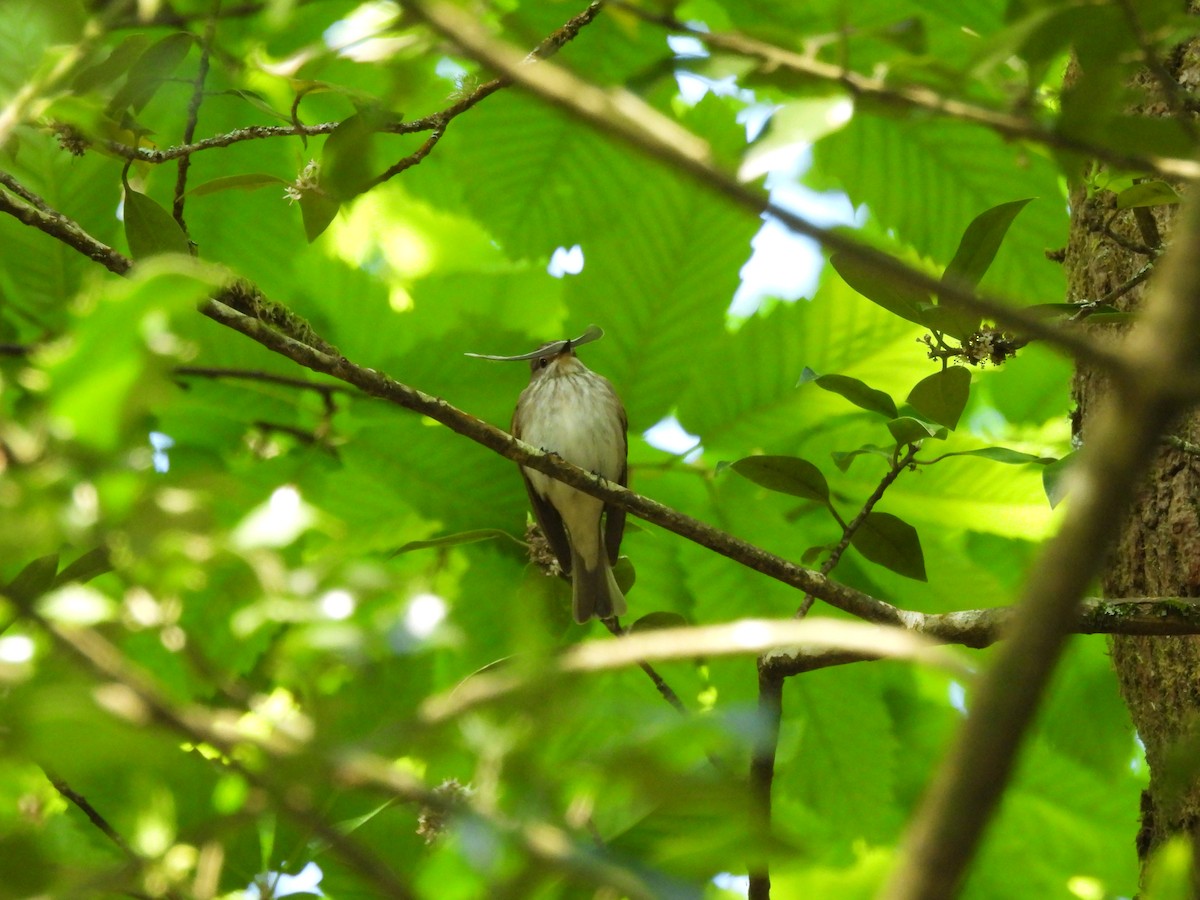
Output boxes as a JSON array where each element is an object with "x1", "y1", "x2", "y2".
[
  {"x1": 800, "y1": 367, "x2": 898, "y2": 418},
  {"x1": 52, "y1": 547, "x2": 112, "y2": 587},
  {"x1": 887, "y1": 416, "x2": 947, "y2": 445},
  {"x1": 124, "y1": 188, "x2": 191, "y2": 258},
  {"x1": 730, "y1": 455, "x2": 830, "y2": 502},
  {"x1": 1116, "y1": 181, "x2": 1180, "y2": 209},
  {"x1": 629, "y1": 611, "x2": 689, "y2": 633},
  {"x1": 1043, "y1": 452, "x2": 1076, "y2": 508},
  {"x1": 189, "y1": 173, "x2": 289, "y2": 198},
  {"x1": 907, "y1": 366, "x2": 971, "y2": 430},
  {"x1": 299, "y1": 191, "x2": 340, "y2": 242},
  {"x1": 829, "y1": 251, "x2": 929, "y2": 326},
  {"x1": 5, "y1": 554, "x2": 59, "y2": 603},
  {"x1": 851, "y1": 512, "x2": 926, "y2": 580},
  {"x1": 390, "y1": 528, "x2": 521, "y2": 556}
]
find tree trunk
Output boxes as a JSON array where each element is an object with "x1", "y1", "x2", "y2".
[{"x1": 1068, "y1": 37, "x2": 1200, "y2": 883}]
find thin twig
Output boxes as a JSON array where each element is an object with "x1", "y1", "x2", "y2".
[
  {"x1": 798, "y1": 444, "x2": 920, "y2": 619},
  {"x1": 402, "y1": 0, "x2": 1130, "y2": 377},
  {"x1": 9, "y1": 175, "x2": 1200, "y2": 652},
  {"x1": 602, "y1": 617, "x2": 688, "y2": 714},
  {"x1": 610, "y1": 1, "x2": 1200, "y2": 182},
  {"x1": 47, "y1": 773, "x2": 138, "y2": 860},
  {"x1": 882, "y1": 193, "x2": 1200, "y2": 900},
  {"x1": 173, "y1": 0, "x2": 222, "y2": 232},
  {"x1": 174, "y1": 365, "x2": 351, "y2": 397}
]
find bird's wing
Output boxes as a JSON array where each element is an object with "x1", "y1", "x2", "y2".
[{"x1": 522, "y1": 472, "x2": 573, "y2": 574}]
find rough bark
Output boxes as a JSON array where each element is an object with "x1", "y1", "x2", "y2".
[{"x1": 1068, "y1": 38, "x2": 1200, "y2": 878}]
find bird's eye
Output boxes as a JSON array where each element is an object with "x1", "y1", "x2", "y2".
[{"x1": 538, "y1": 357, "x2": 549, "y2": 368}]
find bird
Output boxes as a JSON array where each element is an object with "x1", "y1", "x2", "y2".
[{"x1": 510, "y1": 335, "x2": 627, "y2": 623}]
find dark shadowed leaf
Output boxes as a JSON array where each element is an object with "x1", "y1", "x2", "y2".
[
  {"x1": 800, "y1": 367, "x2": 898, "y2": 418},
  {"x1": 630, "y1": 611, "x2": 689, "y2": 632},
  {"x1": 189, "y1": 173, "x2": 289, "y2": 197},
  {"x1": 124, "y1": 188, "x2": 191, "y2": 258},
  {"x1": 887, "y1": 417, "x2": 947, "y2": 445},
  {"x1": 5, "y1": 554, "x2": 59, "y2": 603},
  {"x1": 72, "y1": 34, "x2": 151, "y2": 92},
  {"x1": 832, "y1": 444, "x2": 894, "y2": 472},
  {"x1": 829, "y1": 252, "x2": 929, "y2": 326},
  {"x1": 300, "y1": 191, "x2": 340, "y2": 242},
  {"x1": 731, "y1": 455, "x2": 830, "y2": 502},
  {"x1": 108, "y1": 32, "x2": 194, "y2": 113},
  {"x1": 52, "y1": 547, "x2": 112, "y2": 587},
  {"x1": 932, "y1": 447, "x2": 1056, "y2": 465},
  {"x1": 907, "y1": 367, "x2": 971, "y2": 430},
  {"x1": 391, "y1": 529, "x2": 523, "y2": 555},
  {"x1": 613, "y1": 556, "x2": 637, "y2": 593},
  {"x1": 851, "y1": 512, "x2": 926, "y2": 581}
]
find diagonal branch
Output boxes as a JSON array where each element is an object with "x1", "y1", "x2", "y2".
[
  {"x1": 6, "y1": 172, "x2": 1200, "y2": 654},
  {"x1": 881, "y1": 196, "x2": 1200, "y2": 899},
  {"x1": 401, "y1": 0, "x2": 1129, "y2": 377},
  {"x1": 612, "y1": 1, "x2": 1200, "y2": 182}
]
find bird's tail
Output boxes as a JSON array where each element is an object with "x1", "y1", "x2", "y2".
[{"x1": 571, "y1": 551, "x2": 626, "y2": 623}]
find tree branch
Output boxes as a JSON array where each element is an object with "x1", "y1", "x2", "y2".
[
  {"x1": 172, "y1": 0, "x2": 222, "y2": 232},
  {"x1": 881, "y1": 196, "x2": 1200, "y2": 900},
  {"x1": 6, "y1": 172, "x2": 1200, "y2": 655},
  {"x1": 401, "y1": 0, "x2": 1130, "y2": 377},
  {"x1": 612, "y1": 1, "x2": 1200, "y2": 182}
]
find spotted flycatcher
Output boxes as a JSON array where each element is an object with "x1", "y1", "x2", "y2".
[{"x1": 511, "y1": 336, "x2": 627, "y2": 623}]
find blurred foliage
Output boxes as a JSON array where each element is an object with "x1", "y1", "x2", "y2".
[{"x1": 0, "y1": 0, "x2": 1183, "y2": 896}]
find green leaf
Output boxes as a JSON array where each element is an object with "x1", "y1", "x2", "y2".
[
  {"x1": 390, "y1": 528, "x2": 522, "y2": 556},
  {"x1": 4, "y1": 554, "x2": 59, "y2": 603},
  {"x1": 800, "y1": 367, "x2": 899, "y2": 418},
  {"x1": 299, "y1": 190, "x2": 340, "y2": 242},
  {"x1": 123, "y1": 188, "x2": 191, "y2": 258},
  {"x1": 323, "y1": 107, "x2": 396, "y2": 201},
  {"x1": 829, "y1": 251, "x2": 929, "y2": 327},
  {"x1": 730, "y1": 455, "x2": 830, "y2": 503},
  {"x1": 188, "y1": 173, "x2": 289, "y2": 198},
  {"x1": 851, "y1": 512, "x2": 926, "y2": 581},
  {"x1": 1116, "y1": 181, "x2": 1181, "y2": 209},
  {"x1": 107, "y1": 32, "x2": 193, "y2": 114},
  {"x1": 942, "y1": 199, "x2": 1033, "y2": 294},
  {"x1": 832, "y1": 444, "x2": 893, "y2": 472},
  {"x1": 933, "y1": 447, "x2": 1056, "y2": 465},
  {"x1": 907, "y1": 367, "x2": 971, "y2": 431},
  {"x1": 887, "y1": 417, "x2": 947, "y2": 445},
  {"x1": 613, "y1": 556, "x2": 637, "y2": 594},
  {"x1": 1043, "y1": 452, "x2": 1076, "y2": 508},
  {"x1": 52, "y1": 547, "x2": 112, "y2": 588},
  {"x1": 71, "y1": 34, "x2": 150, "y2": 93}
]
